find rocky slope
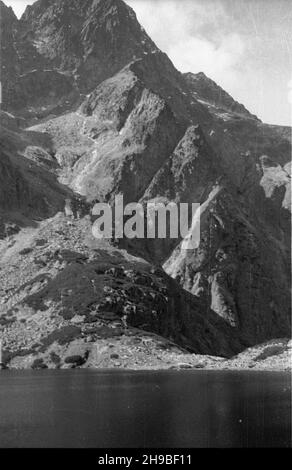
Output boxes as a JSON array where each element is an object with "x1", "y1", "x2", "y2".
[
  {"x1": 1, "y1": 0, "x2": 158, "y2": 119},
  {"x1": 0, "y1": 110, "x2": 73, "y2": 239},
  {"x1": 0, "y1": 213, "x2": 244, "y2": 365},
  {"x1": 184, "y1": 71, "x2": 259, "y2": 120},
  {"x1": 0, "y1": 0, "x2": 291, "y2": 369},
  {"x1": 0, "y1": 213, "x2": 289, "y2": 371}
]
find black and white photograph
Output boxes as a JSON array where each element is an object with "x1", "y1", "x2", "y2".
[{"x1": 0, "y1": 0, "x2": 291, "y2": 451}]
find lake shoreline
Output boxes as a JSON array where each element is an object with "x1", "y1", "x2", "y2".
[
  {"x1": 3, "y1": 337, "x2": 291, "y2": 372},
  {"x1": 0, "y1": 366, "x2": 291, "y2": 372}
]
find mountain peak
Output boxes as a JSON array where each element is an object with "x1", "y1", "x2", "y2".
[
  {"x1": 0, "y1": 0, "x2": 17, "y2": 22},
  {"x1": 21, "y1": 0, "x2": 129, "y2": 19},
  {"x1": 17, "y1": 0, "x2": 158, "y2": 93},
  {"x1": 184, "y1": 71, "x2": 259, "y2": 120}
]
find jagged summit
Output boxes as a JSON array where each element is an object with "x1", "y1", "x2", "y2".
[
  {"x1": 0, "y1": 0, "x2": 160, "y2": 114},
  {"x1": 21, "y1": 0, "x2": 132, "y2": 17},
  {"x1": 18, "y1": 0, "x2": 158, "y2": 91},
  {"x1": 1, "y1": 0, "x2": 258, "y2": 125},
  {"x1": 0, "y1": 0, "x2": 17, "y2": 19},
  {"x1": 184, "y1": 71, "x2": 259, "y2": 120}
]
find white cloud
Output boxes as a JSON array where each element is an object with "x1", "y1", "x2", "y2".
[
  {"x1": 288, "y1": 79, "x2": 292, "y2": 105},
  {"x1": 127, "y1": 0, "x2": 246, "y2": 93}
]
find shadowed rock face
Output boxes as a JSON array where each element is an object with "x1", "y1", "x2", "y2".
[
  {"x1": 184, "y1": 72, "x2": 259, "y2": 120},
  {"x1": 20, "y1": 0, "x2": 158, "y2": 91},
  {"x1": 0, "y1": 2, "x2": 20, "y2": 107},
  {"x1": 0, "y1": 111, "x2": 73, "y2": 238},
  {"x1": 1, "y1": 0, "x2": 158, "y2": 117},
  {"x1": 0, "y1": 0, "x2": 291, "y2": 365}
]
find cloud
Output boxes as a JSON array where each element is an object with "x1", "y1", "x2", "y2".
[
  {"x1": 288, "y1": 79, "x2": 292, "y2": 114},
  {"x1": 126, "y1": 0, "x2": 292, "y2": 125},
  {"x1": 127, "y1": 0, "x2": 246, "y2": 92}
]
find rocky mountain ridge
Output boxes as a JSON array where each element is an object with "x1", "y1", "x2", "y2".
[
  {"x1": 1, "y1": 0, "x2": 158, "y2": 119},
  {"x1": 0, "y1": 0, "x2": 291, "y2": 369}
]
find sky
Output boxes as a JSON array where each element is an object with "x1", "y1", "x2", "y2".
[{"x1": 4, "y1": 0, "x2": 292, "y2": 126}]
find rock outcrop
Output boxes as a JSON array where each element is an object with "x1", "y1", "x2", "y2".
[{"x1": 0, "y1": 110, "x2": 72, "y2": 238}]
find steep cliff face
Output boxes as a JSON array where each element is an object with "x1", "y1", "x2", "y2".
[
  {"x1": 20, "y1": 0, "x2": 158, "y2": 90},
  {"x1": 1, "y1": 0, "x2": 158, "y2": 118},
  {"x1": 0, "y1": 0, "x2": 290, "y2": 366},
  {"x1": 0, "y1": 2, "x2": 20, "y2": 108},
  {"x1": 163, "y1": 184, "x2": 290, "y2": 344},
  {"x1": 0, "y1": 111, "x2": 72, "y2": 238}
]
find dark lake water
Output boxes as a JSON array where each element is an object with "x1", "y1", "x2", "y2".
[{"x1": 0, "y1": 370, "x2": 290, "y2": 448}]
